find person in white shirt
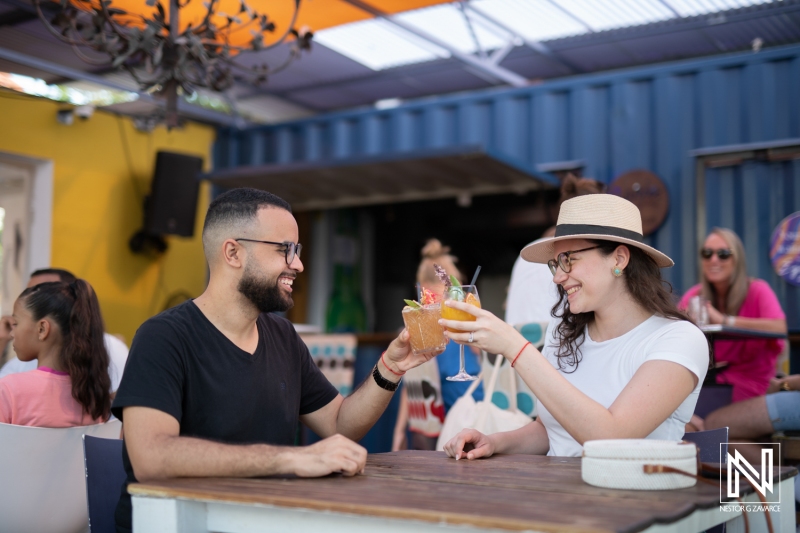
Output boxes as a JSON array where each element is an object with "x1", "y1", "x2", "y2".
[
  {"x1": 0, "y1": 268, "x2": 128, "y2": 391},
  {"x1": 505, "y1": 174, "x2": 605, "y2": 326},
  {"x1": 442, "y1": 194, "x2": 710, "y2": 458}
]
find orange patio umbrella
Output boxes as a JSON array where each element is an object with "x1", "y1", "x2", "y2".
[{"x1": 99, "y1": 0, "x2": 453, "y2": 48}]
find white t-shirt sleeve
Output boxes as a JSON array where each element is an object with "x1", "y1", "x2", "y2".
[
  {"x1": 0, "y1": 357, "x2": 37, "y2": 378},
  {"x1": 642, "y1": 321, "x2": 709, "y2": 384},
  {"x1": 103, "y1": 333, "x2": 130, "y2": 392},
  {"x1": 505, "y1": 240, "x2": 560, "y2": 326}
]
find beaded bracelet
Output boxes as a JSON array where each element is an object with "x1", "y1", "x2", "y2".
[{"x1": 511, "y1": 341, "x2": 531, "y2": 368}]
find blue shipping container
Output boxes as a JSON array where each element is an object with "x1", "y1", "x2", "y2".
[{"x1": 215, "y1": 44, "x2": 800, "y2": 329}]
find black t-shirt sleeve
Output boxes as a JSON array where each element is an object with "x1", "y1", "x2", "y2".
[
  {"x1": 111, "y1": 317, "x2": 185, "y2": 422},
  {"x1": 293, "y1": 329, "x2": 339, "y2": 415}
]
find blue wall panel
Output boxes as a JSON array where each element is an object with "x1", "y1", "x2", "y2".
[{"x1": 214, "y1": 45, "x2": 800, "y2": 327}]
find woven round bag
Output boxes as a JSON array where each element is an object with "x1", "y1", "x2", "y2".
[{"x1": 581, "y1": 439, "x2": 697, "y2": 490}]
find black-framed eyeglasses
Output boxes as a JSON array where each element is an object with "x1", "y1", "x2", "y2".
[
  {"x1": 235, "y1": 239, "x2": 302, "y2": 265},
  {"x1": 700, "y1": 248, "x2": 733, "y2": 261},
  {"x1": 547, "y1": 246, "x2": 600, "y2": 276}
]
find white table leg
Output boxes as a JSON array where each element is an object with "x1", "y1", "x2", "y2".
[
  {"x1": 132, "y1": 496, "x2": 208, "y2": 533},
  {"x1": 643, "y1": 476, "x2": 796, "y2": 533}
]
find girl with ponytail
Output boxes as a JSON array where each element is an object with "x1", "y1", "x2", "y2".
[{"x1": 0, "y1": 280, "x2": 111, "y2": 426}]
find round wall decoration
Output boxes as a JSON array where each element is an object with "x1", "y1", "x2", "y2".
[
  {"x1": 608, "y1": 170, "x2": 669, "y2": 236},
  {"x1": 770, "y1": 212, "x2": 800, "y2": 286}
]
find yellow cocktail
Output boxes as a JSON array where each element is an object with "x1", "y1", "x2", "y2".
[
  {"x1": 441, "y1": 284, "x2": 480, "y2": 381},
  {"x1": 440, "y1": 292, "x2": 480, "y2": 333}
]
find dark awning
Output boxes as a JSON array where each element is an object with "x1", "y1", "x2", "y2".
[{"x1": 204, "y1": 145, "x2": 558, "y2": 212}]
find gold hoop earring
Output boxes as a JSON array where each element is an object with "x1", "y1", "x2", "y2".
[{"x1": 613, "y1": 267, "x2": 623, "y2": 277}]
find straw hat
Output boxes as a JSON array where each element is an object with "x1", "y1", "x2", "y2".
[{"x1": 521, "y1": 194, "x2": 674, "y2": 268}]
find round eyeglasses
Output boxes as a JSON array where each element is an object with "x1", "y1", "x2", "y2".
[
  {"x1": 235, "y1": 238, "x2": 302, "y2": 265},
  {"x1": 700, "y1": 248, "x2": 733, "y2": 261},
  {"x1": 547, "y1": 246, "x2": 600, "y2": 276}
]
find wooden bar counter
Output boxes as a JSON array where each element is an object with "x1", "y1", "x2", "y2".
[{"x1": 129, "y1": 451, "x2": 797, "y2": 533}]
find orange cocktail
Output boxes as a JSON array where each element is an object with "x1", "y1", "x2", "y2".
[{"x1": 402, "y1": 303, "x2": 447, "y2": 356}]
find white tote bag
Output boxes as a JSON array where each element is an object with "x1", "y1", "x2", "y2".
[{"x1": 436, "y1": 354, "x2": 532, "y2": 451}]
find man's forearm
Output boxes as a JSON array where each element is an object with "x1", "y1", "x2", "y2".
[
  {"x1": 131, "y1": 434, "x2": 296, "y2": 481},
  {"x1": 335, "y1": 364, "x2": 399, "y2": 441}
]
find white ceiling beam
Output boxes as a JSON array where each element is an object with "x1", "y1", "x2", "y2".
[
  {"x1": 464, "y1": 2, "x2": 583, "y2": 73},
  {"x1": 341, "y1": 0, "x2": 528, "y2": 87}
]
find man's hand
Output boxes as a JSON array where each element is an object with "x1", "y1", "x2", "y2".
[
  {"x1": 383, "y1": 329, "x2": 444, "y2": 374},
  {"x1": 0, "y1": 316, "x2": 13, "y2": 342},
  {"x1": 292, "y1": 434, "x2": 367, "y2": 477}
]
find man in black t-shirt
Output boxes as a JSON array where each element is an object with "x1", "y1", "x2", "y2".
[{"x1": 112, "y1": 189, "x2": 441, "y2": 532}]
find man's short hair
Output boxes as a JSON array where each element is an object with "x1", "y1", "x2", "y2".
[
  {"x1": 202, "y1": 189, "x2": 292, "y2": 263},
  {"x1": 30, "y1": 268, "x2": 76, "y2": 283},
  {"x1": 203, "y1": 188, "x2": 291, "y2": 236}
]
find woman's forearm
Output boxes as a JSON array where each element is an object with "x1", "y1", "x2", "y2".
[
  {"x1": 509, "y1": 346, "x2": 696, "y2": 446},
  {"x1": 728, "y1": 316, "x2": 786, "y2": 334},
  {"x1": 491, "y1": 419, "x2": 550, "y2": 455}
]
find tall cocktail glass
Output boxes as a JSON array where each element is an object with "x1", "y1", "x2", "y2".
[
  {"x1": 441, "y1": 284, "x2": 480, "y2": 381},
  {"x1": 402, "y1": 303, "x2": 448, "y2": 356}
]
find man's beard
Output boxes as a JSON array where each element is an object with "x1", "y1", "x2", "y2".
[{"x1": 237, "y1": 264, "x2": 293, "y2": 313}]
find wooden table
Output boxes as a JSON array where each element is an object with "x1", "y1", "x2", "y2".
[{"x1": 129, "y1": 451, "x2": 796, "y2": 533}]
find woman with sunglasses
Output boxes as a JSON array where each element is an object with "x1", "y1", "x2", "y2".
[
  {"x1": 679, "y1": 228, "x2": 787, "y2": 404},
  {"x1": 441, "y1": 194, "x2": 709, "y2": 459}
]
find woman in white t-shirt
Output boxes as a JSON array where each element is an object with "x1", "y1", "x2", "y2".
[{"x1": 441, "y1": 194, "x2": 710, "y2": 458}]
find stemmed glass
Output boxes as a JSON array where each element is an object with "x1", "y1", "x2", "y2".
[{"x1": 441, "y1": 284, "x2": 481, "y2": 382}]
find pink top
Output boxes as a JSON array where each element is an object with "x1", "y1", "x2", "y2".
[
  {"x1": 679, "y1": 279, "x2": 786, "y2": 403},
  {"x1": 0, "y1": 367, "x2": 101, "y2": 427}
]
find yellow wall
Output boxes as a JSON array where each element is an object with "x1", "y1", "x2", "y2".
[{"x1": 0, "y1": 92, "x2": 216, "y2": 343}]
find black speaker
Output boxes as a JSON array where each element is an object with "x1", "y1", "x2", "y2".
[{"x1": 143, "y1": 151, "x2": 204, "y2": 237}]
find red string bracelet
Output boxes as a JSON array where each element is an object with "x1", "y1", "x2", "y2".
[
  {"x1": 510, "y1": 341, "x2": 531, "y2": 368},
  {"x1": 380, "y1": 351, "x2": 405, "y2": 376}
]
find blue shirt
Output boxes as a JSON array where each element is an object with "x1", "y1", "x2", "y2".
[{"x1": 436, "y1": 341, "x2": 484, "y2": 412}]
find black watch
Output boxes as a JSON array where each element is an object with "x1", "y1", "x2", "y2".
[{"x1": 372, "y1": 364, "x2": 400, "y2": 392}]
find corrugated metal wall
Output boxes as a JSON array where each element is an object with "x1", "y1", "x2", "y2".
[{"x1": 215, "y1": 44, "x2": 800, "y2": 328}]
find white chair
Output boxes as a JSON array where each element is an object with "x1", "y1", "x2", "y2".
[{"x1": 0, "y1": 419, "x2": 122, "y2": 533}]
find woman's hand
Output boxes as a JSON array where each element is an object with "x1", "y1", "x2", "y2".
[
  {"x1": 705, "y1": 302, "x2": 725, "y2": 325},
  {"x1": 768, "y1": 375, "x2": 800, "y2": 393},
  {"x1": 685, "y1": 414, "x2": 705, "y2": 432},
  {"x1": 443, "y1": 429, "x2": 496, "y2": 460},
  {"x1": 439, "y1": 300, "x2": 525, "y2": 359}
]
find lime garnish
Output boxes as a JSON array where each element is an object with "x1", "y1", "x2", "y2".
[
  {"x1": 404, "y1": 299, "x2": 422, "y2": 309},
  {"x1": 447, "y1": 286, "x2": 465, "y2": 302}
]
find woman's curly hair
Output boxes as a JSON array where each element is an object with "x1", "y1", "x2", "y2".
[{"x1": 551, "y1": 240, "x2": 708, "y2": 372}]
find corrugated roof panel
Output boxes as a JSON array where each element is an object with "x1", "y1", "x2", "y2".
[
  {"x1": 556, "y1": 0, "x2": 675, "y2": 31},
  {"x1": 470, "y1": 0, "x2": 591, "y2": 41},
  {"x1": 312, "y1": 0, "x2": 785, "y2": 72},
  {"x1": 667, "y1": 0, "x2": 775, "y2": 17},
  {"x1": 314, "y1": 18, "x2": 450, "y2": 71},
  {"x1": 395, "y1": 4, "x2": 509, "y2": 54}
]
